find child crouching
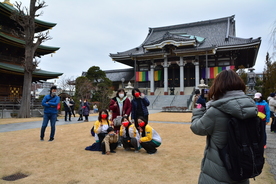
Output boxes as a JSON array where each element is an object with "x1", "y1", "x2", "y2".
[{"x1": 102, "y1": 127, "x2": 118, "y2": 155}]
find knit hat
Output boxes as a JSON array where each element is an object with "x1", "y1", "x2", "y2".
[
  {"x1": 270, "y1": 93, "x2": 275, "y2": 97},
  {"x1": 195, "y1": 89, "x2": 200, "y2": 95},
  {"x1": 107, "y1": 127, "x2": 114, "y2": 133},
  {"x1": 254, "y1": 92, "x2": 262, "y2": 99}
]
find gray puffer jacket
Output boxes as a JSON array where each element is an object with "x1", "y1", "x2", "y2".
[{"x1": 191, "y1": 90, "x2": 258, "y2": 184}]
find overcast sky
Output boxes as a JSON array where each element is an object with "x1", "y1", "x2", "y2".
[{"x1": 16, "y1": 0, "x2": 276, "y2": 83}]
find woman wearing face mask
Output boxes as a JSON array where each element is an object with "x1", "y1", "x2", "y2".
[
  {"x1": 131, "y1": 88, "x2": 150, "y2": 129},
  {"x1": 109, "y1": 89, "x2": 131, "y2": 133},
  {"x1": 119, "y1": 116, "x2": 140, "y2": 152},
  {"x1": 137, "y1": 116, "x2": 162, "y2": 154},
  {"x1": 85, "y1": 109, "x2": 111, "y2": 151},
  {"x1": 94, "y1": 109, "x2": 111, "y2": 144}
]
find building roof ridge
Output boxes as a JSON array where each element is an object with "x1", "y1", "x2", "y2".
[{"x1": 149, "y1": 15, "x2": 235, "y2": 31}]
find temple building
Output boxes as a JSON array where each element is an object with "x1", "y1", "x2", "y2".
[
  {"x1": 0, "y1": 0, "x2": 62, "y2": 101},
  {"x1": 110, "y1": 15, "x2": 261, "y2": 95}
]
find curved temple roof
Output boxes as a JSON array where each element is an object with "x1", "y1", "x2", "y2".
[
  {"x1": 0, "y1": 1, "x2": 57, "y2": 32},
  {"x1": 110, "y1": 15, "x2": 261, "y2": 68},
  {"x1": 0, "y1": 32, "x2": 59, "y2": 55},
  {"x1": 0, "y1": 62, "x2": 63, "y2": 79}
]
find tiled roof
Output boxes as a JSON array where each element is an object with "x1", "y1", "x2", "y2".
[
  {"x1": 0, "y1": 62, "x2": 63, "y2": 77},
  {"x1": 110, "y1": 15, "x2": 261, "y2": 59},
  {"x1": 0, "y1": 32, "x2": 60, "y2": 55},
  {"x1": 105, "y1": 68, "x2": 134, "y2": 82},
  {"x1": 0, "y1": 2, "x2": 56, "y2": 32}
]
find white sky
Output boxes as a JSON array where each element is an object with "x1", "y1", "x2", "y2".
[{"x1": 15, "y1": 0, "x2": 276, "y2": 81}]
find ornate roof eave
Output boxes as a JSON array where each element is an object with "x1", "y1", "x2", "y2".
[
  {"x1": 0, "y1": 62, "x2": 63, "y2": 79},
  {"x1": 144, "y1": 39, "x2": 196, "y2": 50},
  {"x1": 0, "y1": 2, "x2": 56, "y2": 32},
  {"x1": 0, "y1": 32, "x2": 60, "y2": 55},
  {"x1": 216, "y1": 41, "x2": 261, "y2": 52},
  {"x1": 174, "y1": 47, "x2": 217, "y2": 57}
]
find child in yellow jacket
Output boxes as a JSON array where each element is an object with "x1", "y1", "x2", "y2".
[{"x1": 137, "y1": 116, "x2": 162, "y2": 154}]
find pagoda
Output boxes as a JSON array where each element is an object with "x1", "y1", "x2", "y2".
[
  {"x1": 110, "y1": 15, "x2": 261, "y2": 95},
  {"x1": 0, "y1": 0, "x2": 62, "y2": 102}
]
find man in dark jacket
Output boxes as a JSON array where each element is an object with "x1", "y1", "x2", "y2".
[{"x1": 40, "y1": 86, "x2": 60, "y2": 141}]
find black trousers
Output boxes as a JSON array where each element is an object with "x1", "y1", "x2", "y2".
[
  {"x1": 101, "y1": 142, "x2": 117, "y2": 154},
  {"x1": 65, "y1": 110, "x2": 71, "y2": 121},
  {"x1": 122, "y1": 137, "x2": 139, "y2": 150},
  {"x1": 97, "y1": 133, "x2": 107, "y2": 144},
  {"x1": 140, "y1": 141, "x2": 158, "y2": 154}
]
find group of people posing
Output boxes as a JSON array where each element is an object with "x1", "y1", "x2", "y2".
[{"x1": 85, "y1": 88, "x2": 162, "y2": 155}]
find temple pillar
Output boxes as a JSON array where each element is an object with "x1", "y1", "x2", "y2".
[
  {"x1": 150, "y1": 64, "x2": 155, "y2": 95},
  {"x1": 162, "y1": 57, "x2": 170, "y2": 95},
  {"x1": 177, "y1": 57, "x2": 186, "y2": 95},
  {"x1": 193, "y1": 60, "x2": 200, "y2": 89}
]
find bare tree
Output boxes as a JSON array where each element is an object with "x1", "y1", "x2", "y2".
[
  {"x1": 11, "y1": 0, "x2": 51, "y2": 118},
  {"x1": 270, "y1": 20, "x2": 276, "y2": 58},
  {"x1": 75, "y1": 76, "x2": 93, "y2": 100},
  {"x1": 58, "y1": 76, "x2": 76, "y2": 96}
]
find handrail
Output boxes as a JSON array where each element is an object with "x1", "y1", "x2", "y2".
[
  {"x1": 170, "y1": 91, "x2": 178, "y2": 107},
  {"x1": 187, "y1": 87, "x2": 196, "y2": 110},
  {"x1": 151, "y1": 91, "x2": 161, "y2": 109}
]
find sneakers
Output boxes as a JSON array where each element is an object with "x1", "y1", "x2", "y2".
[
  {"x1": 48, "y1": 138, "x2": 54, "y2": 142},
  {"x1": 134, "y1": 150, "x2": 139, "y2": 153},
  {"x1": 110, "y1": 150, "x2": 116, "y2": 153},
  {"x1": 40, "y1": 138, "x2": 44, "y2": 141}
]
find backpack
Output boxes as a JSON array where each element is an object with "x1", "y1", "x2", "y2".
[{"x1": 218, "y1": 115, "x2": 265, "y2": 181}]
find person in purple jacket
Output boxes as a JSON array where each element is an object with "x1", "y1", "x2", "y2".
[
  {"x1": 40, "y1": 86, "x2": 60, "y2": 141},
  {"x1": 254, "y1": 92, "x2": 270, "y2": 148}
]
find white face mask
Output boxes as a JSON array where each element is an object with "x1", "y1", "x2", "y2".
[{"x1": 119, "y1": 94, "x2": 124, "y2": 98}]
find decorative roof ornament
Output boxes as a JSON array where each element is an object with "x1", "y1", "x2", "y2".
[{"x1": 2, "y1": 0, "x2": 13, "y2": 6}]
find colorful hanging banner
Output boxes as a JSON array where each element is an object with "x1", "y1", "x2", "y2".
[
  {"x1": 154, "y1": 70, "x2": 162, "y2": 81},
  {"x1": 136, "y1": 71, "x2": 149, "y2": 82},
  {"x1": 201, "y1": 66, "x2": 235, "y2": 79}
]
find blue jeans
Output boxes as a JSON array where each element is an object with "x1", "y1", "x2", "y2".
[{"x1": 40, "y1": 113, "x2": 57, "y2": 139}]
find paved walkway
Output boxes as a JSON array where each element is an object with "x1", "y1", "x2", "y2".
[{"x1": 0, "y1": 110, "x2": 275, "y2": 181}]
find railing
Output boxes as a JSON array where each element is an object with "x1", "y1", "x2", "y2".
[
  {"x1": 0, "y1": 102, "x2": 43, "y2": 118},
  {"x1": 169, "y1": 91, "x2": 179, "y2": 107},
  {"x1": 187, "y1": 87, "x2": 196, "y2": 110},
  {"x1": 151, "y1": 91, "x2": 161, "y2": 109}
]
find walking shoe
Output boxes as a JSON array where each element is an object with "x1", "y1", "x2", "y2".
[
  {"x1": 40, "y1": 138, "x2": 44, "y2": 141},
  {"x1": 48, "y1": 138, "x2": 54, "y2": 141},
  {"x1": 134, "y1": 150, "x2": 139, "y2": 153},
  {"x1": 110, "y1": 150, "x2": 116, "y2": 153}
]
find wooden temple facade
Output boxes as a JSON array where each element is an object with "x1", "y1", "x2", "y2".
[
  {"x1": 110, "y1": 15, "x2": 261, "y2": 95},
  {"x1": 0, "y1": 0, "x2": 62, "y2": 102}
]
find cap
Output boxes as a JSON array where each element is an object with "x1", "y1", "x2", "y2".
[
  {"x1": 270, "y1": 93, "x2": 275, "y2": 97},
  {"x1": 254, "y1": 92, "x2": 262, "y2": 99}
]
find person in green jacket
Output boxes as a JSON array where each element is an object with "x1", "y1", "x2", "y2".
[{"x1": 191, "y1": 70, "x2": 258, "y2": 184}]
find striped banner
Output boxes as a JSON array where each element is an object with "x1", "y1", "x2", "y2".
[
  {"x1": 136, "y1": 71, "x2": 149, "y2": 82},
  {"x1": 201, "y1": 66, "x2": 235, "y2": 79},
  {"x1": 154, "y1": 70, "x2": 162, "y2": 81}
]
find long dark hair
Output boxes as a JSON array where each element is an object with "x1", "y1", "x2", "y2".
[
  {"x1": 208, "y1": 70, "x2": 246, "y2": 100},
  {"x1": 132, "y1": 88, "x2": 141, "y2": 98},
  {"x1": 116, "y1": 88, "x2": 127, "y2": 98},
  {"x1": 98, "y1": 109, "x2": 110, "y2": 125},
  {"x1": 121, "y1": 116, "x2": 131, "y2": 136},
  {"x1": 137, "y1": 116, "x2": 148, "y2": 137}
]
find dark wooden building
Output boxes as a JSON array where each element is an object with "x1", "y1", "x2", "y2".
[{"x1": 0, "y1": 0, "x2": 62, "y2": 102}]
